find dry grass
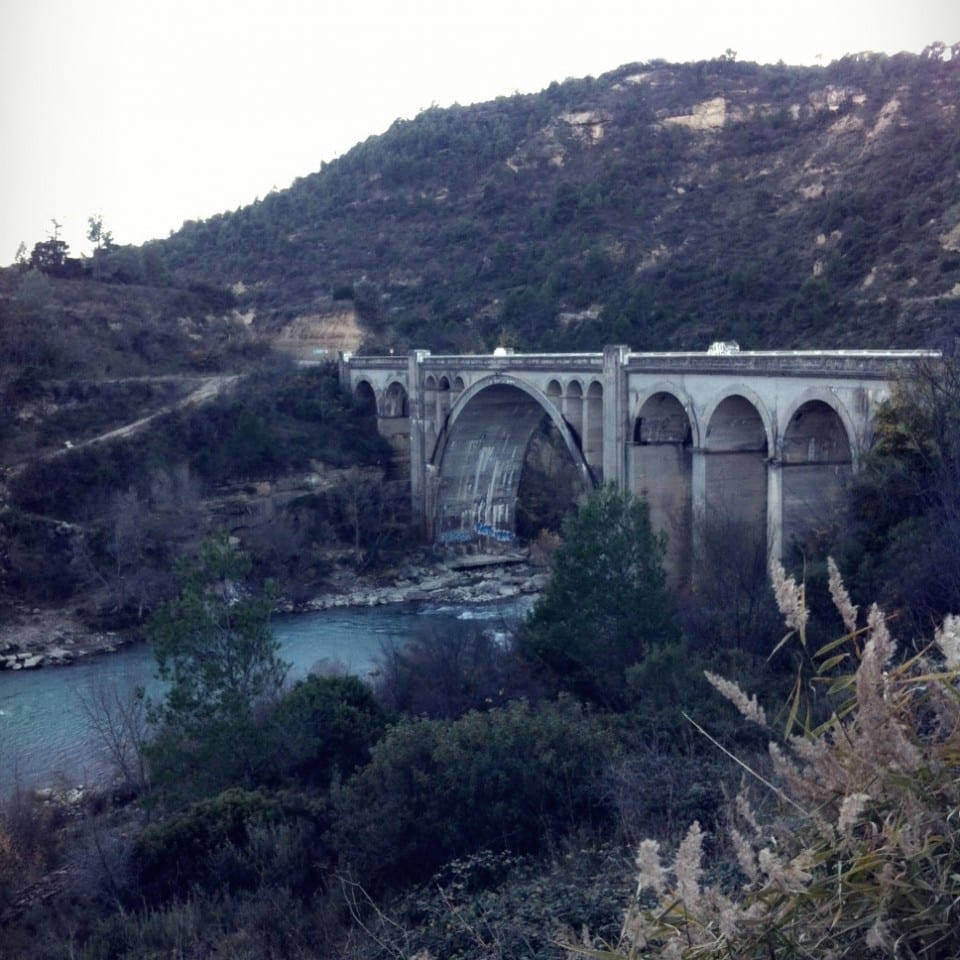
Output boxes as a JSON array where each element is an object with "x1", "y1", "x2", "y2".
[{"x1": 595, "y1": 559, "x2": 960, "y2": 959}]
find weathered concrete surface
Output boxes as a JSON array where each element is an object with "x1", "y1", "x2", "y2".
[
  {"x1": 340, "y1": 346, "x2": 940, "y2": 569},
  {"x1": 430, "y1": 382, "x2": 589, "y2": 547}
]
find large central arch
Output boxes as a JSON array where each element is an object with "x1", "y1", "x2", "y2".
[{"x1": 430, "y1": 377, "x2": 595, "y2": 546}]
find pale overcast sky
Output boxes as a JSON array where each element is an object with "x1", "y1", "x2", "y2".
[{"x1": 1, "y1": 0, "x2": 957, "y2": 265}]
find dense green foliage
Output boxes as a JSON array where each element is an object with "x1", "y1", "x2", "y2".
[
  {"x1": 838, "y1": 359, "x2": 960, "y2": 637},
  {"x1": 145, "y1": 535, "x2": 288, "y2": 804},
  {"x1": 525, "y1": 485, "x2": 678, "y2": 706},
  {"x1": 332, "y1": 697, "x2": 617, "y2": 892},
  {"x1": 267, "y1": 674, "x2": 389, "y2": 789},
  {"x1": 143, "y1": 52, "x2": 960, "y2": 353},
  {"x1": 133, "y1": 787, "x2": 328, "y2": 905}
]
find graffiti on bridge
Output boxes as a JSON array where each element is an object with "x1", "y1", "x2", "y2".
[{"x1": 437, "y1": 523, "x2": 517, "y2": 544}]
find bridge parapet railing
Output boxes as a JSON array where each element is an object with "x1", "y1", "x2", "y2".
[
  {"x1": 342, "y1": 349, "x2": 941, "y2": 381},
  {"x1": 624, "y1": 350, "x2": 941, "y2": 379},
  {"x1": 423, "y1": 353, "x2": 604, "y2": 373},
  {"x1": 343, "y1": 357, "x2": 408, "y2": 372}
]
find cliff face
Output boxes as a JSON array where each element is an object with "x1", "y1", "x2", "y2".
[{"x1": 272, "y1": 306, "x2": 365, "y2": 361}]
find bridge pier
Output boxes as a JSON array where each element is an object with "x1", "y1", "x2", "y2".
[
  {"x1": 766, "y1": 459, "x2": 784, "y2": 565},
  {"x1": 691, "y1": 447, "x2": 707, "y2": 572},
  {"x1": 407, "y1": 349, "x2": 431, "y2": 538},
  {"x1": 602, "y1": 345, "x2": 630, "y2": 488}
]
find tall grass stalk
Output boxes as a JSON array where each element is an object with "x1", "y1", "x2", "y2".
[{"x1": 597, "y1": 559, "x2": 960, "y2": 959}]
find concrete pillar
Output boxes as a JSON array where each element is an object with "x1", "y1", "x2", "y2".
[
  {"x1": 337, "y1": 351, "x2": 353, "y2": 391},
  {"x1": 691, "y1": 447, "x2": 707, "y2": 567},
  {"x1": 563, "y1": 386, "x2": 583, "y2": 445},
  {"x1": 767, "y1": 459, "x2": 783, "y2": 563},
  {"x1": 602, "y1": 344, "x2": 630, "y2": 488},
  {"x1": 407, "y1": 349, "x2": 430, "y2": 538}
]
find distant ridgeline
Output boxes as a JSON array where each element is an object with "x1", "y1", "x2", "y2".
[{"x1": 142, "y1": 48, "x2": 960, "y2": 356}]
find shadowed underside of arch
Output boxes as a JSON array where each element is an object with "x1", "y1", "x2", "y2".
[
  {"x1": 781, "y1": 399, "x2": 854, "y2": 553},
  {"x1": 631, "y1": 391, "x2": 694, "y2": 583},
  {"x1": 432, "y1": 382, "x2": 593, "y2": 546},
  {"x1": 703, "y1": 394, "x2": 770, "y2": 568}
]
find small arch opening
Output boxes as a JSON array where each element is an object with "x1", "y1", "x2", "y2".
[
  {"x1": 383, "y1": 382, "x2": 409, "y2": 418},
  {"x1": 634, "y1": 392, "x2": 692, "y2": 445},
  {"x1": 354, "y1": 381, "x2": 377, "y2": 416}
]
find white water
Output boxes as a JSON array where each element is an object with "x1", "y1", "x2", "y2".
[{"x1": 0, "y1": 596, "x2": 534, "y2": 797}]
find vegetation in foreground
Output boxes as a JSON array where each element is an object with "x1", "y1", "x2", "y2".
[
  {"x1": 6, "y1": 537, "x2": 960, "y2": 957},
  {"x1": 0, "y1": 490, "x2": 756, "y2": 958},
  {"x1": 613, "y1": 562, "x2": 960, "y2": 959},
  {"x1": 5, "y1": 366, "x2": 960, "y2": 957}
]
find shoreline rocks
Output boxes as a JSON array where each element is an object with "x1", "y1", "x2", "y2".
[
  {"x1": 0, "y1": 611, "x2": 131, "y2": 671},
  {"x1": 1, "y1": 554, "x2": 548, "y2": 671},
  {"x1": 286, "y1": 558, "x2": 547, "y2": 613}
]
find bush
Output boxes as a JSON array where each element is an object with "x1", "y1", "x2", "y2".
[
  {"x1": 267, "y1": 674, "x2": 389, "y2": 789},
  {"x1": 333, "y1": 698, "x2": 618, "y2": 891},
  {"x1": 0, "y1": 787, "x2": 64, "y2": 907},
  {"x1": 375, "y1": 621, "x2": 543, "y2": 719},
  {"x1": 144, "y1": 535, "x2": 288, "y2": 806},
  {"x1": 359, "y1": 846, "x2": 634, "y2": 960},
  {"x1": 524, "y1": 485, "x2": 679, "y2": 708},
  {"x1": 133, "y1": 787, "x2": 327, "y2": 904},
  {"x1": 613, "y1": 560, "x2": 960, "y2": 959}
]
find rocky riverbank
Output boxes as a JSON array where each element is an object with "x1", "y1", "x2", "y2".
[
  {"x1": 0, "y1": 609, "x2": 131, "y2": 671},
  {"x1": 0, "y1": 553, "x2": 548, "y2": 671},
  {"x1": 288, "y1": 552, "x2": 547, "y2": 612}
]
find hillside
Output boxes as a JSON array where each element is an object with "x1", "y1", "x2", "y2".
[
  {"x1": 5, "y1": 47, "x2": 960, "y2": 959},
  {"x1": 2, "y1": 47, "x2": 960, "y2": 624},
  {"x1": 5, "y1": 50, "x2": 960, "y2": 367},
  {"x1": 145, "y1": 48, "x2": 960, "y2": 354}
]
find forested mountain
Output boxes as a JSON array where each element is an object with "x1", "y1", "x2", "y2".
[
  {"x1": 144, "y1": 47, "x2": 960, "y2": 354},
  {"x1": 6, "y1": 48, "x2": 960, "y2": 367},
  {"x1": 3, "y1": 47, "x2": 960, "y2": 622}
]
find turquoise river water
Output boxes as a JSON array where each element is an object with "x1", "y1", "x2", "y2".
[{"x1": 0, "y1": 595, "x2": 534, "y2": 796}]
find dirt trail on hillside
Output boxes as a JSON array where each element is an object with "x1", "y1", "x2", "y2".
[
  {"x1": 5, "y1": 375, "x2": 239, "y2": 479},
  {"x1": 62, "y1": 375, "x2": 239, "y2": 450}
]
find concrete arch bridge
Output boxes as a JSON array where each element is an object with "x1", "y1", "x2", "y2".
[{"x1": 339, "y1": 345, "x2": 937, "y2": 575}]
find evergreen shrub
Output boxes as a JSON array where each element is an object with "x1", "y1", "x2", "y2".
[
  {"x1": 133, "y1": 787, "x2": 327, "y2": 904},
  {"x1": 333, "y1": 697, "x2": 617, "y2": 892}
]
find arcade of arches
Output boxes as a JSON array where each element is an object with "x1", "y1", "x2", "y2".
[
  {"x1": 339, "y1": 347, "x2": 928, "y2": 580},
  {"x1": 350, "y1": 376, "x2": 853, "y2": 579}
]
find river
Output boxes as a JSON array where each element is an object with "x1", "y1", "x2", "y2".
[{"x1": 0, "y1": 595, "x2": 535, "y2": 797}]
